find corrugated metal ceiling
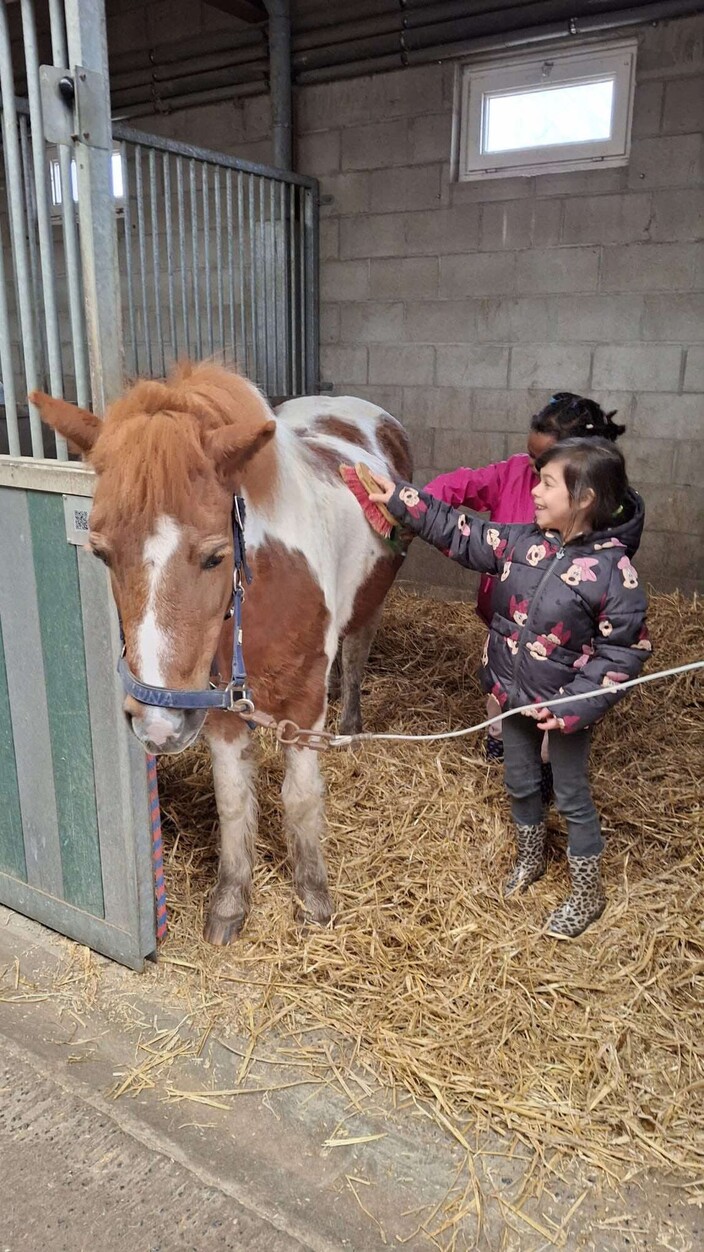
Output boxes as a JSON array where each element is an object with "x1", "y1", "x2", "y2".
[{"x1": 105, "y1": 1, "x2": 704, "y2": 120}]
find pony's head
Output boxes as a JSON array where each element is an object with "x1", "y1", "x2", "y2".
[{"x1": 31, "y1": 364, "x2": 276, "y2": 754}]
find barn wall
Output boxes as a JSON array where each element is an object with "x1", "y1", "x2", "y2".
[{"x1": 110, "y1": 10, "x2": 704, "y2": 596}]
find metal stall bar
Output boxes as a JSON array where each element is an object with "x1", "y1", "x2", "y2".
[
  {"x1": 0, "y1": 4, "x2": 44, "y2": 455},
  {"x1": 202, "y1": 164, "x2": 213, "y2": 357},
  {"x1": 247, "y1": 174, "x2": 258, "y2": 385},
  {"x1": 175, "y1": 156, "x2": 190, "y2": 358},
  {"x1": 270, "y1": 179, "x2": 278, "y2": 397},
  {"x1": 20, "y1": 0, "x2": 67, "y2": 458},
  {"x1": 163, "y1": 153, "x2": 178, "y2": 362},
  {"x1": 18, "y1": 115, "x2": 47, "y2": 393},
  {"x1": 225, "y1": 169, "x2": 236, "y2": 364},
  {"x1": 259, "y1": 177, "x2": 270, "y2": 391},
  {"x1": 134, "y1": 146, "x2": 153, "y2": 375},
  {"x1": 213, "y1": 167, "x2": 224, "y2": 356},
  {"x1": 236, "y1": 171, "x2": 246, "y2": 375},
  {"x1": 148, "y1": 147, "x2": 164, "y2": 376},
  {"x1": 119, "y1": 140, "x2": 138, "y2": 375},
  {"x1": 64, "y1": 0, "x2": 124, "y2": 413},
  {"x1": 297, "y1": 186, "x2": 306, "y2": 399},
  {"x1": 0, "y1": 229, "x2": 19, "y2": 455},
  {"x1": 275, "y1": 179, "x2": 283, "y2": 395},
  {"x1": 303, "y1": 186, "x2": 319, "y2": 394},
  {"x1": 189, "y1": 159, "x2": 201, "y2": 357},
  {"x1": 48, "y1": 0, "x2": 90, "y2": 410},
  {"x1": 289, "y1": 181, "x2": 297, "y2": 397}
]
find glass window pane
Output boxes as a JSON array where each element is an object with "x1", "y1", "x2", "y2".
[
  {"x1": 111, "y1": 151, "x2": 124, "y2": 199},
  {"x1": 49, "y1": 159, "x2": 62, "y2": 207},
  {"x1": 484, "y1": 79, "x2": 615, "y2": 154}
]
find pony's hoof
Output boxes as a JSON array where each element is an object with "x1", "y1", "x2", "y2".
[
  {"x1": 203, "y1": 913, "x2": 246, "y2": 945},
  {"x1": 294, "y1": 892, "x2": 333, "y2": 928}
]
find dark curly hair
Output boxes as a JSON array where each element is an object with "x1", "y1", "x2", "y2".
[{"x1": 531, "y1": 392, "x2": 626, "y2": 443}]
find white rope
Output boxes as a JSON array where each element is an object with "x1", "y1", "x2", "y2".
[{"x1": 329, "y1": 660, "x2": 704, "y2": 748}]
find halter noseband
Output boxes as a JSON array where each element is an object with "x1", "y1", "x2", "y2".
[{"x1": 117, "y1": 495, "x2": 254, "y2": 714}]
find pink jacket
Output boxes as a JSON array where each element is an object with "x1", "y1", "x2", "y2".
[{"x1": 424, "y1": 455, "x2": 537, "y2": 624}]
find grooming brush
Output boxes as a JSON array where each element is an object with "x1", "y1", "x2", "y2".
[{"x1": 339, "y1": 462, "x2": 396, "y2": 540}]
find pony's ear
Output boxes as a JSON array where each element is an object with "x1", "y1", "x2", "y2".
[
  {"x1": 28, "y1": 392, "x2": 101, "y2": 455},
  {"x1": 205, "y1": 419, "x2": 276, "y2": 480}
]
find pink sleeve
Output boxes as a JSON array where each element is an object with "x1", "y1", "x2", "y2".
[{"x1": 423, "y1": 463, "x2": 503, "y2": 512}]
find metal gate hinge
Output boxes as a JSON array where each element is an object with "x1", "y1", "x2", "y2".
[{"x1": 40, "y1": 64, "x2": 111, "y2": 151}]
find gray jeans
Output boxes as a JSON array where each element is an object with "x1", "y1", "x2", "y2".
[{"x1": 502, "y1": 715, "x2": 603, "y2": 858}]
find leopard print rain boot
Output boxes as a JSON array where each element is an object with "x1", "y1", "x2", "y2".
[
  {"x1": 504, "y1": 822, "x2": 548, "y2": 897},
  {"x1": 545, "y1": 852, "x2": 606, "y2": 938}
]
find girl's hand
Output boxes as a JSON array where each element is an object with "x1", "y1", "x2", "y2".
[
  {"x1": 367, "y1": 472, "x2": 395, "y2": 505},
  {"x1": 520, "y1": 705, "x2": 564, "y2": 732},
  {"x1": 535, "y1": 708, "x2": 564, "y2": 732}
]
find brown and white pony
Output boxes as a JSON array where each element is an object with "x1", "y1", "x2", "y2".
[{"x1": 32, "y1": 363, "x2": 412, "y2": 944}]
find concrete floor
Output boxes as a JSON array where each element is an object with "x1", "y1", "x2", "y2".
[{"x1": 0, "y1": 908, "x2": 699, "y2": 1252}]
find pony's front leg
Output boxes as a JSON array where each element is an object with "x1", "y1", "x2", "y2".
[
  {"x1": 203, "y1": 721, "x2": 258, "y2": 945},
  {"x1": 282, "y1": 741, "x2": 332, "y2": 926}
]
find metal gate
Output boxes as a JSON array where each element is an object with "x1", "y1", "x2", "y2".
[
  {"x1": 0, "y1": 0, "x2": 318, "y2": 966},
  {"x1": 114, "y1": 125, "x2": 318, "y2": 403}
]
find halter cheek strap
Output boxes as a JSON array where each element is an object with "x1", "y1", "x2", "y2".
[{"x1": 117, "y1": 495, "x2": 254, "y2": 714}]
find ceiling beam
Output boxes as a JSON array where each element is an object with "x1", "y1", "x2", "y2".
[{"x1": 204, "y1": 0, "x2": 268, "y2": 24}]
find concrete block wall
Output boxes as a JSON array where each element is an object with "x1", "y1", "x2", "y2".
[
  {"x1": 104, "y1": 10, "x2": 704, "y2": 595},
  {"x1": 296, "y1": 17, "x2": 704, "y2": 597}
]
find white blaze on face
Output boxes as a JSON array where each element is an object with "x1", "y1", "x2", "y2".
[{"x1": 136, "y1": 515, "x2": 182, "y2": 686}]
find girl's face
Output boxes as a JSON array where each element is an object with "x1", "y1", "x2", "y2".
[
  {"x1": 526, "y1": 430, "x2": 556, "y2": 468},
  {"x1": 532, "y1": 458, "x2": 594, "y2": 538}
]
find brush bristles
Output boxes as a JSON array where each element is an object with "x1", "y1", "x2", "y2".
[{"x1": 339, "y1": 463, "x2": 395, "y2": 539}]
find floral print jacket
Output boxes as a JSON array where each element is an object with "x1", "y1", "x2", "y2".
[{"x1": 387, "y1": 483, "x2": 650, "y2": 733}]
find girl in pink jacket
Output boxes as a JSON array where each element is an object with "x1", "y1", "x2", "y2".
[{"x1": 424, "y1": 393, "x2": 627, "y2": 762}]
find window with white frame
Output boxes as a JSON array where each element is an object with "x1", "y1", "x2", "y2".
[{"x1": 456, "y1": 39, "x2": 637, "y2": 180}]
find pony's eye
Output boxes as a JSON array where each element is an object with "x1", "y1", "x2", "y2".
[{"x1": 202, "y1": 552, "x2": 225, "y2": 571}]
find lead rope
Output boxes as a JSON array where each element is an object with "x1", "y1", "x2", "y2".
[
  {"x1": 147, "y1": 753, "x2": 168, "y2": 940},
  {"x1": 233, "y1": 660, "x2": 703, "y2": 751}
]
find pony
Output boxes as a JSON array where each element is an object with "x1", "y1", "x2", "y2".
[{"x1": 31, "y1": 363, "x2": 413, "y2": 944}]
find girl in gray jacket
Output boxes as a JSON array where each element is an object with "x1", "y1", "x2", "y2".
[{"x1": 369, "y1": 438, "x2": 650, "y2": 939}]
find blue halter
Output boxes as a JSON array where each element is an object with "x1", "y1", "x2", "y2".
[{"x1": 117, "y1": 496, "x2": 254, "y2": 713}]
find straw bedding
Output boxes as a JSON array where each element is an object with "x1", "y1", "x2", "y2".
[{"x1": 157, "y1": 588, "x2": 703, "y2": 1197}]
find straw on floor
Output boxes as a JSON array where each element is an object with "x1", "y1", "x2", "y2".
[{"x1": 156, "y1": 589, "x2": 703, "y2": 1196}]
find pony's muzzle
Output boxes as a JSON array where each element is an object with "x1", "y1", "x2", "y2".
[{"x1": 123, "y1": 696, "x2": 206, "y2": 755}]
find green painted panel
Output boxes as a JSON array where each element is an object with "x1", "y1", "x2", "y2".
[
  {"x1": 0, "y1": 618, "x2": 27, "y2": 880},
  {"x1": 28, "y1": 493, "x2": 104, "y2": 917}
]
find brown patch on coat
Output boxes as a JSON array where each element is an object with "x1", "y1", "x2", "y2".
[
  {"x1": 213, "y1": 539, "x2": 330, "y2": 733},
  {"x1": 314, "y1": 415, "x2": 371, "y2": 451},
  {"x1": 343, "y1": 554, "x2": 404, "y2": 637},
  {"x1": 376, "y1": 415, "x2": 413, "y2": 481},
  {"x1": 301, "y1": 437, "x2": 350, "y2": 483}
]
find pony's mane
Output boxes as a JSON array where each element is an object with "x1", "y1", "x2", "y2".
[{"x1": 90, "y1": 362, "x2": 271, "y2": 523}]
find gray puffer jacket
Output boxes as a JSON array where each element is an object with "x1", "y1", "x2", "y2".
[{"x1": 387, "y1": 482, "x2": 651, "y2": 733}]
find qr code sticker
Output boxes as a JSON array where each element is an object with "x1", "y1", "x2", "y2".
[{"x1": 64, "y1": 495, "x2": 93, "y2": 545}]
